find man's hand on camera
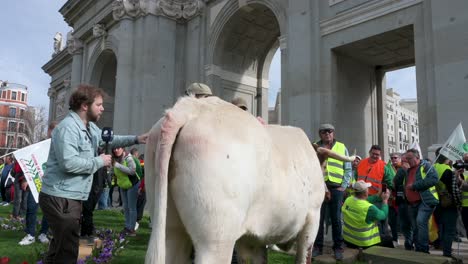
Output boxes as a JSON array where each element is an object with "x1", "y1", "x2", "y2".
[
  {"x1": 100, "y1": 154, "x2": 112, "y2": 167},
  {"x1": 137, "y1": 133, "x2": 149, "y2": 144},
  {"x1": 381, "y1": 189, "x2": 390, "y2": 203}
]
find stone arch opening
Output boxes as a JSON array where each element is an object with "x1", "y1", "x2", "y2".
[
  {"x1": 89, "y1": 50, "x2": 117, "y2": 128},
  {"x1": 211, "y1": 3, "x2": 281, "y2": 121},
  {"x1": 332, "y1": 25, "x2": 417, "y2": 158}
]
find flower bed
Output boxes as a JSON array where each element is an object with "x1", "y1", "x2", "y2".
[{"x1": 76, "y1": 229, "x2": 129, "y2": 264}]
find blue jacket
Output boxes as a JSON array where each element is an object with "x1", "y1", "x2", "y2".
[{"x1": 40, "y1": 111, "x2": 137, "y2": 200}]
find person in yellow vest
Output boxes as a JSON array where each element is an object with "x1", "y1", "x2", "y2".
[
  {"x1": 342, "y1": 180, "x2": 390, "y2": 249},
  {"x1": 312, "y1": 123, "x2": 352, "y2": 261},
  {"x1": 432, "y1": 147, "x2": 459, "y2": 258},
  {"x1": 112, "y1": 147, "x2": 140, "y2": 237},
  {"x1": 456, "y1": 153, "x2": 468, "y2": 237},
  {"x1": 393, "y1": 148, "x2": 439, "y2": 254},
  {"x1": 356, "y1": 145, "x2": 394, "y2": 243}
]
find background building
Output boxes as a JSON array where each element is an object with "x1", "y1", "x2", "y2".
[
  {"x1": 0, "y1": 81, "x2": 31, "y2": 156},
  {"x1": 386, "y1": 88, "x2": 419, "y2": 155}
]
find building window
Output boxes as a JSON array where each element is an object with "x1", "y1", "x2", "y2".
[
  {"x1": 17, "y1": 137, "x2": 24, "y2": 148},
  {"x1": 1, "y1": 91, "x2": 5, "y2": 98},
  {"x1": 19, "y1": 109, "x2": 25, "y2": 119},
  {"x1": 399, "y1": 132, "x2": 402, "y2": 141},
  {"x1": 18, "y1": 123, "x2": 24, "y2": 133},
  {"x1": 399, "y1": 121, "x2": 401, "y2": 128},
  {"x1": 9, "y1": 107, "x2": 17, "y2": 118},
  {"x1": 6, "y1": 135, "x2": 15, "y2": 148},
  {"x1": 411, "y1": 125, "x2": 414, "y2": 133},
  {"x1": 11, "y1": 91, "x2": 17, "y2": 100},
  {"x1": 21, "y1": 93, "x2": 25, "y2": 102},
  {"x1": 412, "y1": 136, "x2": 415, "y2": 143},
  {"x1": 8, "y1": 121, "x2": 17, "y2": 132}
]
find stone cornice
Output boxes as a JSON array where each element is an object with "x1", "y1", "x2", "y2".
[
  {"x1": 60, "y1": 0, "x2": 95, "y2": 27},
  {"x1": 42, "y1": 49, "x2": 72, "y2": 75},
  {"x1": 112, "y1": 0, "x2": 205, "y2": 21},
  {"x1": 320, "y1": 0, "x2": 422, "y2": 36}
]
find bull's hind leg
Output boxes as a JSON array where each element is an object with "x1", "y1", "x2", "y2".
[
  {"x1": 295, "y1": 211, "x2": 320, "y2": 264},
  {"x1": 165, "y1": 193, "x2": 192, "y2": 264},
  {"x1": 193, "y1": 240, "x2": 236, "y2": 264}
]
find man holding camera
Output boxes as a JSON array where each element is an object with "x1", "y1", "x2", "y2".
[
  {"x1": 456, "y1": 153, "x2": 468, "y2": 234},
  {"x1": 39, "y1": 84, "x2": 148, "y2": 263},
  {"x1": 342, "y1": 180, "x2": 390, "y2": 249},
  {"x1": 433, "y1": 147, "x2": 459, "y2": 258}
]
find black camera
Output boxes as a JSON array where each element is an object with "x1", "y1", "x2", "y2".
[{"x1": 453, "y1": 161, "x2": 468, "y2": 170}]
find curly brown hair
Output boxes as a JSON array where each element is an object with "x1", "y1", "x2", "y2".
[{"x1": 68, "y1": 84, "x2": 107, "y2": 111}]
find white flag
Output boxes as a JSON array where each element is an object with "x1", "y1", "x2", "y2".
[
  {"x1": 440, "y1": 123, "x2": 467, "y2": 162},
  {"x1": 12, "y1": 139, "x2": 51, "y2": 203},
  {"x1": 409, "y1": 141, "x2": 423, "y2": 160}
]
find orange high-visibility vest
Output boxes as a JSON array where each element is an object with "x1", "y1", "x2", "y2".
[{"x1": 357, "y1": 158, "x2": 386, "y2": 195}]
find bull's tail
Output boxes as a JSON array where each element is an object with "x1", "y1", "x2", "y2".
[{"x1": 145, "y1": 97, "x2": 201, "y2": 264}]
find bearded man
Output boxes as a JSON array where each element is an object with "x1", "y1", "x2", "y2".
[{"x1": 39, "y1": 84, "x2": 148, "y2": 263}]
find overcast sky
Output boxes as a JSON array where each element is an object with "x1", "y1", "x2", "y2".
[{"x1": 0, "y1": 1, "x2": 415, "y2": 111}]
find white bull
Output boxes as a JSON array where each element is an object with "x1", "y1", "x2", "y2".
[{"x1": 145, "y1": 96, "x2": 325, "y2": 264}]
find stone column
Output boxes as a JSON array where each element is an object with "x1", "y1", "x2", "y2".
[
  {"x1": 416, "y1": 0, "x2": 468, "y2": 155},
  {"x1": 111, "y1": 0, "x2": 205, "y2": 134},
  {"x1": 67, "y1": 33, "x2": 83, "y2": 93},
  {"x1": 47, "y1": 88, "x2": 56, "y2": 124}
]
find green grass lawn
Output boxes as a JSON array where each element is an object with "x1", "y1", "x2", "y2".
[{"x1": 0, "y1": 203, "x2": 295, "y2": 263}]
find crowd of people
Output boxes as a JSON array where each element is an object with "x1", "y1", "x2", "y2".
[
  {"x1": 1, "y1": 81, "x2": 467, "y2": 264},
  {"x1": 312, "y1": 123, "x2": 468, "y2": 262}
]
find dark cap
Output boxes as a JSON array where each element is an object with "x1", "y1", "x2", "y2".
[{"x1": 319, "y1": 123, "x2": 335, "y2": 131}]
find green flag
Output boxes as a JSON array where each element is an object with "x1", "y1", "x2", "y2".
[{"x1": 440, "y1": 123, "x2": 467, "y2": 161}]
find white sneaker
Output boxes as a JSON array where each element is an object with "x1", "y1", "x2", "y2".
[
  {"x1": 38, "y1": 233, "x2": 49, "y2": 244},
  {"x1": 19, "y1": 234, "x2": 35, "y2": 246},
  {"x1": 134, "y1": 222, "x2": 139, "y2": 231}
]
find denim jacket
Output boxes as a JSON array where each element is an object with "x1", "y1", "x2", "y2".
[{"x1": 41, "y1": 111, "x2": 138, "y2": 201}]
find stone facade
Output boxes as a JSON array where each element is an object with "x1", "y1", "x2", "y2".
[{"x1": 43, "y1": 0, "x2": 468, "y2": 156}]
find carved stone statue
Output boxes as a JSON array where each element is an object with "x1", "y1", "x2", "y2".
[
  {"x1": 93, "y1": 24, "x2": 107, "y2": 38},
  {"x1": 53, "y1": 32, "x2": 63, "y2": 55},
  {"x1": 112, "y1": 0, "x2": 204, "y2": 21},
  {"x1": 66, "y1": 31, "x2": 83, "y2": 55}
]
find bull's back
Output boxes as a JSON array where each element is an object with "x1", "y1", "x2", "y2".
[{"x1": 168, "y1": 98, "x2": 271, "y2": 240}]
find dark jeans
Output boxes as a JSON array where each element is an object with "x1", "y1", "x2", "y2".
[
  {"x1": 81, "y1": 171, "x2": 103, "y2": 236},
  {"x1": 407, "y1": 201, "x2": 435, "y2": 253},
  {"x1": 0, "y1": 176, "x2": 7, "y2": 202},
  {"x1": 437, "y1": 206, "x2": 458, "y2": 256},
  {"x1": 314, "y1": 188, "x2": 344, "y2": 250},
  {"x1": 461, "y1": 207, "x2": 468, "y2": 236},
  {"x1": 399, "y1": 202, "x2": 415, "y2": 250},
  {"x1": 388, "y1": 205, "x2": 399, "y2": 241},
  {"x1": 12, "y1": 180, "x2": 28, "y2": 218},
  {"x1": 25, "y1": 190, "x2": 48, "y2": 236},
  {"x1": 136, "y1": 190, "x2": 146, "y2": 222},
  {"x1": 39, "y1": 192, "x2": 82, "y2": 264}
]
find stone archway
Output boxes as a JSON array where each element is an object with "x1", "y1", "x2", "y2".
[
  {"x1": 208, "y1": 3, "x2": 283, "y2": 121},
  {"x1": 89, "y1": 50, "x2": 117, "y2": 128}
]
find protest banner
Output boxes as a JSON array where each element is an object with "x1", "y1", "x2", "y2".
[
  {"x1": 440, "y1": 123, "x2": 467, "y2": 162},
  {"x1": 12, "y1": 139, "x2": 50, "y2": 203}
]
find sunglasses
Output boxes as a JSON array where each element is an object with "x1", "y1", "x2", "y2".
[
  {"x1": 391, "y1": 157, "x2": 399, "y2": 159},
  {"x1": 320, "y1": 129, "x2": 334, "y2": 134}
]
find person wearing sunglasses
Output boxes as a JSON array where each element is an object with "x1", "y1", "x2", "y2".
[{"x1": 312, "y1": 123, "x2": 351, "y2": 261}]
